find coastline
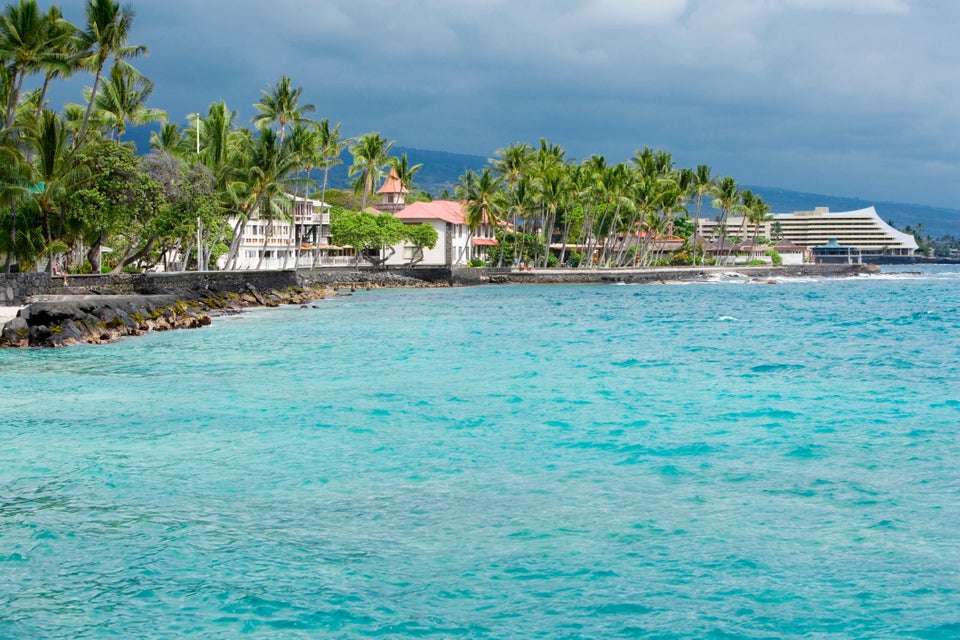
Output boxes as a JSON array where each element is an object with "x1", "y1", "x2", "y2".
[{"x1": 1, "y1": 264, "x2": 877, "y2": 348}]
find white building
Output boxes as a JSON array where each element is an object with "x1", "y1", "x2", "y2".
[
  {"x1": 222, "y1": 194, "x2": 354, "y2": 269},
  {"x1": 697, "y1": 206, "x2": 918, "y2": 256},
  {"x1": 384, "y1": 200, "x2": 498, "y2": 267}
]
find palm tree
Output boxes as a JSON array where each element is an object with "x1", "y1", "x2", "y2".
[
  {"x1": 388, "y1": 153, "x2": 423, "y2": 191},
  {"x1": 0, "y1": 0, "x2": 48, "y2": 128},
  {"x1": 252, "y1": 75, "x2": 315, "y2": 143},
  {"x1": 149, "y1": 122, "x2": 189, "y2": 157},
  {"x1": 314, "y1": 117, "x2": 344, "y2": 207},
  {"x1": 529, "y1": 139, "x2": 568, "y2": 266},
  {"x1": 284, "y1": 122, "x2": 319, "y2": 267},
  {"x1": 711, "y1": 176, "x2": 745, "y2": 262},
  {"x1": 534, "y1": 165, "x2": 568, "y2": 267},
  {"x1": 689, "y1": 164, "x2": 714, "y2": 265},
  {"x1": 89, "y1": 63, "x2": 165, "y2": 141},
  {"x1": 27, "y1": 109, "x2": 91, "y2": 272},
  {"x1": 505, "y1": 175, "x2": 534, "y2": 267},
  {"x1": 455, "y1": 168, "x2": 503, "y2": 265},
  {"x1": 492, "y1": 142, "x2": 533, "y2": 187},
  {"x1": 222, "y1": 127, "x2": 299, "y2": 270},
  {"x1": 199, "y1": 100, "x2": 236, "y2": 180},
  {"x1": 348, "y1": 132, "x2": 393, "y2": 210},
  {"x1": 0, "y1": 129, "x2": 34, "y2": 272},
  {"x1": 77, "y1": 0, "x2": 146, "y2": 143},
  {"x1": 744, "y1": 191, "x2": 770, "y2": 242},
  {"x1": 32, "y1": 5, "x2": 81, "y2": 119},
  {"x1": 595, "y1": 163, "x2": 635, "y2": 267}
]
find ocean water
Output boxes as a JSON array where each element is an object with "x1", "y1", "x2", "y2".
[{"x1": 1, "y1": 266, "x2": 959, "y2": 639}]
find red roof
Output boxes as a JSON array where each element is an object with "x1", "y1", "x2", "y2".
[
  {"x1": 472, "y1": 237, "x2": 498, "y2": 246},
  {"x1": 395, "y1": 200, "x2": 465, "y2": 224},
  {"x1": 377, "y1": 167, "x2": 409, "y2": 195}
]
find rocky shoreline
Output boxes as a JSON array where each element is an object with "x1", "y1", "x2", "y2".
[
  {"x1": 0, "y1": 284, "x2": 346, "y2": 348},
  {"x1": 1, "y1": 264, "x2": 877, "y2": 348}
]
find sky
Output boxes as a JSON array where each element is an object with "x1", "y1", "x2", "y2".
[{"x1": 50, "y1": 0, "x2": 960, "y2": 209}]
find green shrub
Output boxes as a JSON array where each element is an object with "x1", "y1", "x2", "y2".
[{"x1": 766, "y1": 250, "x2": 783, "y2": 266}]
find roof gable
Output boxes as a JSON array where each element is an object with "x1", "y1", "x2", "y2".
[
  {"x1": 377, "y1": 167, "x2": 409, "y2": 195},
  {"x1": 395, "y1": 200, "x2": 465, "y2": 224}
]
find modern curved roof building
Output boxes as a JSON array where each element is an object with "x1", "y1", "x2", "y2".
[{"x1": 698, "y1": 206, "x2": 918, "y2": 256}]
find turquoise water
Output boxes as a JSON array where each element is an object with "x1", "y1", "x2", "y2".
[{"x1": 1, "y1": 266, "x2": 959, "y2": 638}]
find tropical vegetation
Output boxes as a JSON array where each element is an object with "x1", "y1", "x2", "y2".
[{"x1": 0, "y1": 0, "x2": 798, "y2": 275}]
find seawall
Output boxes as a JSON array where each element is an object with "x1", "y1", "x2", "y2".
[
  {"x1": 2, "y1": 263, "x2": 877, "y2": 347},
  {"x1": 3, "y1": 263, "x2": 877, "y2": 306}
]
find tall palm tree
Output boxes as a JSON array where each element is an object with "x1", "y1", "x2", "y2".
[
  {"x1": 252, "y1": 75, "x2": 315, "y2": 143},
  {"x1": 744, "y1": 191, "x2": 770, "y2": 242},
  {"x1": 314, "y1": 117, "x2": 344, "y2": 207},
  {"x1": 689, "y1": 164, "x2": 714, "y2": 265},
  {"x1": 388, "y1": 153, "x2": 422, "y2": 191},
  {"x1": 0, "y1": 0, "x2": 48, "y2": 128},
  {"x1": 89, "y1": 63, "x2": 165, "y2": 141},
  {"x1": 455, "y1": 168, "x2": 503, "y2": 264},
  {"x1": 492, "y1": 142, "x2": 533, "y2": 264},
  {"x1": 506, "y1": 175, "x2": 534, "y2": 267},
  {"x1": 77, "y1": 0, "x2": 146, "y2": 143},
  {"x1": 149, "y1": 121, "x2": 189, "y2": 157},
  {"x1": 0, "y1": 129, "x2": 34, "y2": 272},
  {"x1": 284, "y1": 122, "x2": 319, "y2": 268},
  {"x1": 595, "y1": 163, "x2": 635, "y2": 267},
  {"x1": 711, "y1": 176, "x2": 745, "y2": 262},
  {"x1": 492, "y1": 141, "x2": 533, "y2": 187},
  {"x1": 199, "y1": 100, "x2": 236, "y2": 181},
  {"x1": 27, "y1": 109, "x2": 91, "y2": 272},
  {"x1": 534, "y1": 165, "x2": 568, "y2": 267},
  {"x1": 32, "y1": 5, "x2": 81, "y2": 119},
  {"x1": 348, "y1": 132, "x2": 393, "y2": 210},
  {"x1": 222, "y1": 127, "x2": 299, "y2": 270}
]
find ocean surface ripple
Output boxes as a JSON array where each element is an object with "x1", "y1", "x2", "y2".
[{"x1": 1, "y1": 265, "x2": 959, "y2": 638}]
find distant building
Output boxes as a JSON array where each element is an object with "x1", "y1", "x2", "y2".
[
  {"x1": 222, "y1": 194, "x2": 353, "y2": 269},
  {"x1": 384, "y1": 200, "x2": 498, "y2": 267},
  {"x1": 697, "y1": 206, "x2": 917, "y2": 257}
]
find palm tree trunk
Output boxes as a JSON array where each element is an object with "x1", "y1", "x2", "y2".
[
  {"x1": 224, "y1": 217, "x2": 247, "y2": 270},
  {"x1": 35, "y1": 73, "x2": 54, "y2": 120},
  {"x1": 4, "y1": 68, "x2": 22, "y2": 129},
  {"x1": 5, "y1": 202, "x2": 18, "y2": 273},
  {"x1": 78, "y1": 62, "x2": 106, "y2": 143},
  {"x1": 179, "y1": 238, "x2": 193, "y2": 272}
]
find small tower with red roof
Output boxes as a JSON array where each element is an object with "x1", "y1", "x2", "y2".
[{"x1": 376, "y1": 167, "x2": 409, "y2": 213}]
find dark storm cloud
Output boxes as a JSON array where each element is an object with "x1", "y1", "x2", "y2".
[{"x1": 51, "y1": 0, "x2": 960, "y2": 207}]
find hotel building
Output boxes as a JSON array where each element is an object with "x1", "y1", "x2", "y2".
[{"x1": 697, "y1": 206, "x2": 918, "y2": 256}]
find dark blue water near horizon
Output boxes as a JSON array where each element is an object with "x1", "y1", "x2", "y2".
[{"x1": 1, "y1": 266, "x2": 959, "y2": 638}]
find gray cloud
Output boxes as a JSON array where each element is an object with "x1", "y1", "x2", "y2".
[{"x1": 48, "y1": 0, "x2": 960, "y2": 208}]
